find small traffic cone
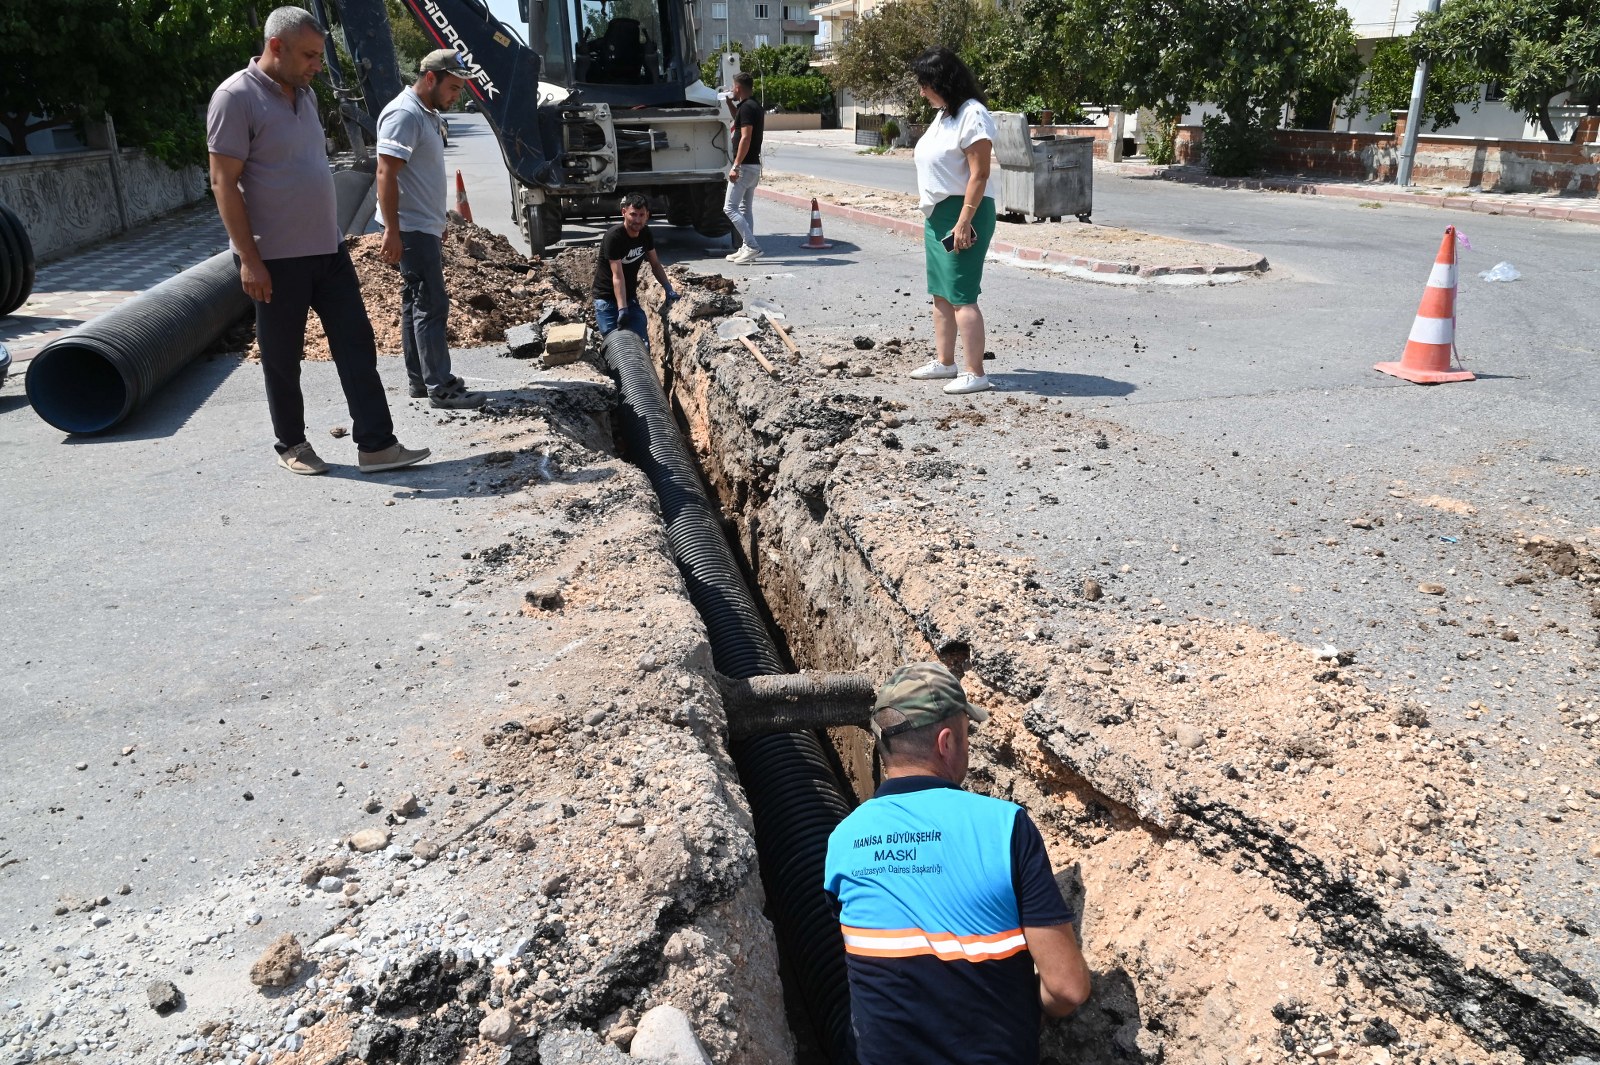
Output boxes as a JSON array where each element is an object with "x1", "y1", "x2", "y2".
[
  {"x1": 798, "y1": 198, "x2": 833, "y2": 250},
  {"x1": 455, "y1": 169, "x2": 474, "y2": 224},
  {"x1": 1374, "y1": 225, "x2": 1473, "y2": 384}
]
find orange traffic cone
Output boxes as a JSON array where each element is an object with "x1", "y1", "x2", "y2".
[
  {"x1": 798, "y1": 198, "x2": 833, "y2": 250},
  {"x1": 455, "y1": 169, "x2": 474, "y2": 224},
  {"x1": 1374, "y1": 226, "x2": 1473, "y2": 384}
]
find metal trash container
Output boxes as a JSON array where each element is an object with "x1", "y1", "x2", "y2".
[{"x1": 991, "y1": 112, "x2": 1093, "y2": 223}]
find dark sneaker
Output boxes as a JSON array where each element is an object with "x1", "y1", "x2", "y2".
[
  {"x1": 358, "y1": 442, "x2": 431, "y2": 473},
  {"x1": 409, "y1": 381, "x2": 428, "y2": 398},
  {"x1": 278, "y1": 442, "x2": 330, "y2": 475},
  {"x1": 430, "y1": 387, "x2": 487, "y2": 410}
]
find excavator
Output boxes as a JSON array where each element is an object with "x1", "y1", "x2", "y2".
[{"x1": 312, "y1": 0, "x2": 733, "y2": 253}]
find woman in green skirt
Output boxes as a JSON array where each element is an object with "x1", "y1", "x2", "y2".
[{"x1": 907, "y1": 46, "x2": 998, "y2": 395}]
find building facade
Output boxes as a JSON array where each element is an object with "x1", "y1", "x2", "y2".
[{"x1": 694, "y1": 0, "x2": 819, "y2": 76}]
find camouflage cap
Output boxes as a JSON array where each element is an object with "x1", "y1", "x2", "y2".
[
  {"x1": 420, "y1": 49, "x2": 473, "y2": 80},
  {"x1": 870, "y1": 662, "x2": 988, "y2": 740}
]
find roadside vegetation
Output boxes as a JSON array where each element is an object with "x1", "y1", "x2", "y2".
[{"x1": 826, "y1": 0, "x2": 1600, "y2": 174}]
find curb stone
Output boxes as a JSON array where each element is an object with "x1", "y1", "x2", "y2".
[{"x1": 755, "y1": 186, "x2": 1269, "y2": 279}]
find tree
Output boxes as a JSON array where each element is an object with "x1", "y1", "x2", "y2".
[
  {"x1": 1105, "y1": 0, "x2": 1361, "y2": 174},
  {"x1": 385, "y1": 0, "x2": 436, "y2": 73},
  {"x1": 966, "y1": 0, "x2": 1110, "y2": 117},
  {"x1": 0, "y1": 0, "x2": 261, "y2": 164},
  {"x1": 1410, "y1": 0, "x2": 1600, "y2": 141},
  {"x1": 828, "y1": 0, "x2": 994, "y2": 118},
  {"x1": 1348, "y1": 37, "x2": 1482, "y2": 131}
]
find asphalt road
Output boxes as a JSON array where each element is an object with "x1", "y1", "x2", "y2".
[{"x1": 444, "y1": 118, "x2": 1600, "y2": 950}]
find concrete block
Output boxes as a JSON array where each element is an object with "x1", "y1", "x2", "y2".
[
  {"x1": 506, "y1": 322, "x2": 544, "y2": 359},
  {"x1": 544, "y1": 322, "x2": 588, "y2": 354}
]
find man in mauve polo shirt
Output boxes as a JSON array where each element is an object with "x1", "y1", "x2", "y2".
[
  {"x1": 207, "y1": 5, "x2": 429, "y2": 475},
  {"x1": 824, "y1": 663, "x2": 1092, "y2": 1065}
]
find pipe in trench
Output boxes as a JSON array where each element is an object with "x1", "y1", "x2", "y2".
[
  {"x1": 27, "y1": 251, "x2": 250, "y2": 434},
  {"x1": 600, "y1": 328, "x2": 858, "y2": 1063}
]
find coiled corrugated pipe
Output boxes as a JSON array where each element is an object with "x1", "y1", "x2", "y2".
[
  {"x1": 0, "y1": 203, "x2": 37, "y2": 318},
  {"x1": 601, "y1": 328, "x2": 857, "y2": 1063},
  {"x1": 27, "y1": 251, "x2": 249, "y2": 434}
]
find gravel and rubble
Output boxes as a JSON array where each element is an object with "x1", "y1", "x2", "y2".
[
  {"x1": 2, "y1": 330, "x2": 791, "y2": 1065},
  {"x1": 643, "y1": 269, "x2": 1600, "y2": 1063}
]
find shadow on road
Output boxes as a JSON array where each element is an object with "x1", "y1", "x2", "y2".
[
  {"x1": 999, "y1": 368, "x2": 1136, "y2": 399},
  {"x1": 56, "y1": 354, "x2": 244, "y2": 444}
]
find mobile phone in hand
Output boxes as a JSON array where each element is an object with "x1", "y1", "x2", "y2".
[{"x1": 940, "y1": 230, "x2": 958, "y2": 253}]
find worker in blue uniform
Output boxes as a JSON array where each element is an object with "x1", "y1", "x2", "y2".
[{"x1": 824, "y1": 662, "x2": 1092, "y2": 1064}]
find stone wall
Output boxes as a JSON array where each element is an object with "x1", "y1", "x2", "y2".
[
  {"x1": 0, "y1": 149, "x2": 206, "y2": 262},
  {"x1": 1172, "y1": 116, "x2": 1600, "y2": 194}
]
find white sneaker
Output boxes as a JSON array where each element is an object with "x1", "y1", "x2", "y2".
[
  {"x1": 943, "y1": 372, "x2": 994, "y2": 395},
  {"x1": 724, "y1": 249, "x2": 744, "y2": 261},
  {"x1": 908, "y1": 359, "x2": 959, "y2": 380},
  {"x1": 731, "y1": 246, "x2": 763, "y2": 264}
]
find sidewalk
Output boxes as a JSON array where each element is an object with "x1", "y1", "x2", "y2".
[
  {"x1": 0, "y1": 204, "x2": 227, "y2": 364},
  {"x1": 762, "y1": 128, "x2": 1600, "y2": 225},
  {"x1": 1111, "y1": 160, "x2": 1600, "y2": 225}
]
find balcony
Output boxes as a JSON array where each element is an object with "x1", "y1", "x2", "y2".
[
  {"x1": 783, "y1": 18, "x2": 820, "y2": 32},
  {"x1": 811, "y1": 0, "x2": 857, "y2": 16}
]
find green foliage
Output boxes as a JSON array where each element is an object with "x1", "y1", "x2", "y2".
[
  {"x1": 759, "y1": 74, "x2": 834, "y2": 112},
  {"x1": 1143, "y1": 112, "x2": 1180, "y2": 163},
  {"x1": 828, "y1": 0, "x2": 995, "y2": 117},
  {"x1": 1, "y1": 0, "x2": 261, "y2": 163},
  {"x1": 1107, "y1": 0, "x2": 1361, "y2": 174},
  {"x1": 700, "y1": 42, "x2": 747, "y2": 86},
  {"x1": 1410, "y1": 0, "x2": 1600, "y2": 140},
  {"x1": 1200, "y1": 111, "x2": 1271, "y2": 175},
  {"x1": 697, "y1": 42, "x2": 830, "y2": 111},
  {"x1": 965, "y1": 0, "x2": 1108, "y2": 118},
  {"x1": 387, "y1": 0, "x2": 436, "y2": 73},
  {"x1": 752, "y1": 44, "x2": 817, "y2": 77},
  {"x1": 880, "y1": 116, "x2": 901, "y2": 142},
  {"x1": 1348, "y1": 38, "x2": 1481, "y2": 131}
]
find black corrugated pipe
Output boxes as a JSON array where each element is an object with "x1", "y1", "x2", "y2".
[
  {"x1": 717, "y1": 672, "x2": 877, "y2": 741},
  {"x1": 601, "y1": 329, "x2": 858, "y2": 1063},
  {"x1": 27, "y1": 251, "x2": 250, "y2": 434}
]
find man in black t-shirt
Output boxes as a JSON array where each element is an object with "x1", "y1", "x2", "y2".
[
  {"x1": 722, "y1": 72, "x2": 765, "y2": 265},
  {"x1": 591, "y1": 193, "x2": 678, "y2": 349}
]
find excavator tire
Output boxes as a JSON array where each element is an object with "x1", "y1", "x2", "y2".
[
  {"x1": 0, "y1": 203, "x2": 35, "y2": 318},
  {"x1": 690, "y1": 182, "x2": 731, "y2": 239}
]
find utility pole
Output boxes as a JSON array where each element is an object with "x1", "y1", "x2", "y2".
[{"x1": 1395, "y1": 0, "x2": 1444, "y2": 186}]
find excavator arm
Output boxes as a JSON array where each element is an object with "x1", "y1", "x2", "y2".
[{"x1": 317, "y1": 0, "x2": 561, "y2": 190}]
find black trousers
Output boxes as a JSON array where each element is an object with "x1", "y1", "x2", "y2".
[{"x1": 247, "y1": 245, "x2": 397, "y2": 454}]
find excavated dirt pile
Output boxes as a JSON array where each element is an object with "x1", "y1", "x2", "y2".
[
  {"x1": 641, "y1": 272, "x2": 1600, "y2": 1065},
  {"x1": 247, "y1": 222, "x2": 592, "y2": 361}
]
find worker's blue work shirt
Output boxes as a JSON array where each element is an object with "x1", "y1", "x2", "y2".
[{"x1": 823, "y1": 777, "x2": 1074, "y2": 1065}]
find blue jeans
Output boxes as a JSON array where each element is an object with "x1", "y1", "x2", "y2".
[
  {"x1": 398, "y1": 230, "x2": 456, "y2": 395},
  {"x1": 594, "y1": 297, "x2": 649, "y2": 350},
  {"x1": 722, "y1": 164, "x2": 761, "y2": 252}
]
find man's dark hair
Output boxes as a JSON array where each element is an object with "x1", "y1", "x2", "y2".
[
  {"x1": 911, "y1": 46, "x2": 984, "y2": 114},
  {"x1": 734, "y1": 71, "x2": 754, "y2": 91},
  {"x1": 619, "y1": 192, "x2": 650, "y2": 212}
]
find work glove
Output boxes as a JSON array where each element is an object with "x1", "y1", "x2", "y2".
[{"x1": 665, "y1": 286, "x2": 681, "y2": 304}]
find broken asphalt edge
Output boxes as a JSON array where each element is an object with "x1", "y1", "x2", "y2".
[
  {"x1": 1115, "y1": 163, "x2": 1600, "y2": 226},
  {"x1": 754, "y1": 186, "x2": 1270, "y2": 279}
]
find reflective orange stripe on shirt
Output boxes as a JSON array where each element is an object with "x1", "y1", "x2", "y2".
[{"x1": 841, "y1": 925, "x2": 1028, "y2": 962}]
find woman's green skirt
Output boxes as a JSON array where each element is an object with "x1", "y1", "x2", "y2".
[{"x1": 924, "y1": 195, "x2": 996, "y2": 306}]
